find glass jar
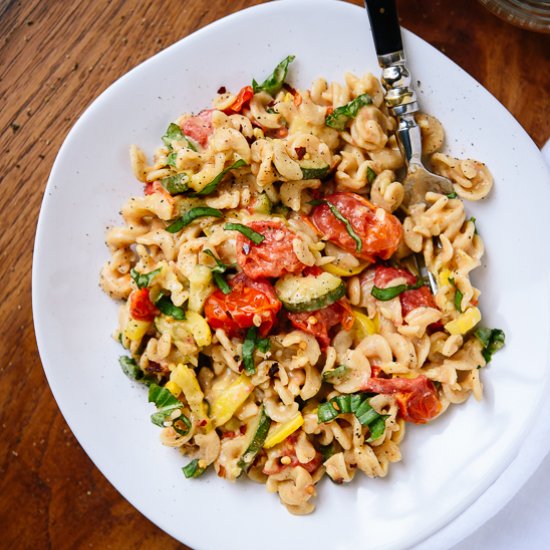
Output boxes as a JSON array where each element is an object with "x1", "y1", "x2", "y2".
[{"x1": 478, "y1": 0, "x2": 550, "y2": 32}]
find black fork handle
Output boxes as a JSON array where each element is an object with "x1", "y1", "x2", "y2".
[{"x1": 364, "y1": 0, "x2": 403, "y2": 56}]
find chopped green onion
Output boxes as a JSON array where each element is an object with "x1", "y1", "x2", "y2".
[
  {"x1": 475, "y1": 327, "x2": 505, "y2": 363},
  {"x1": 130, "y1": 267, "x2": 161, "y2": 289},
  {"x1": 324, "y1": 200, "x2": 362, "y2": 253},
  {"x1": 148, "y1": 383, "x2": 191, "y2": 434},
  {"x1": 166, "y1": 151, "x2": 178, "y2": 168},
  {"x1": 161, "y1": 172, "x2": 190, "y2": 195},
  {"x1": 322, "y1": 365, "x2": 348, "y2": 381},
  {"x1": 325, "y1": 93, "x2": 373, "y2": 130},
  {"x1": 155, "y1": 294, "x2": 185, "y2": 320},
  {"x1": 446, "y1": 192, "x2": 458, "y2": 199},
  {"x1": 252, "y1": 55, "x2": 295, "y2": 96},
  {"x1": 242, "y1": 327, "x2": 270, "y2": 375},
  {"x1": 193, "y1": 159, "x2": 248, "y2": 196},
  {"x1": 367, "y1": 166, "x2": 377, "y2": 185},
  {"x1": 166, "y1": 207, "x2": 223, "y2": 233},
  {"x1": 182, "y1": 458, "x2": 206, "y2": 479},
  {"x1": 317, "y1": 393, "x2": 388, "y2": 440},
  {"x1": 371, "y1": 278, "x2": 424, "y2": 301},
  {"x1": 224, "y1": 222, "x2": 265, "y2": 245}
]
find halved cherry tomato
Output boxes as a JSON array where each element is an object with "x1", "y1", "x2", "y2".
[
  {"x1": 374, "y1": 265, "x2": 416, "y2": 287},
  {"x1": 400, "y1": 286, "x2": 438, "y2": 318},
  {"x1": 310, "y1": 193, "x2": 402, "y2": 262},
  {"x1": 361, "y1": 375, "x2": 441, "y2": 424},
  {"x1": 182, "y1": 109, "x2": 213, "y2": 148},
  {"x1": 223, "y1": 85, "x2": 254, "y2": 114},
  {"x1": 235, "y1": 221, "x2": 306, "y2": 280},
  {"x1": 129, "y1": 288, "x2": 159, "y2": 322},
  {"x1": 288, "y1": 299, "x2": 354, "y2": 349},
  {"x1": 204, "y1": 273, "x2": 281, "y2": 337},
  {"x1": 144, "y1": 181, "x2": 174, "y2": 203}
]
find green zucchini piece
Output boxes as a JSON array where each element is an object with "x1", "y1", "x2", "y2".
[
  {"x1": 275, "y1": 272, "x2": 345, "y2": 312},
  {"x1": 237, "y1": 405, "x2": 271, "y2": 473},
  {"x1": 252, "y1": 192, "x2": 273, "y2": 214},
  {"x1": 299, "y1": 158, "x2": 330, "y2": 180}
]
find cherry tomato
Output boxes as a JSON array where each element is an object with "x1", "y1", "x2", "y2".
[
  {"x1": 223, "y1": 85, "x2": 254, "y2": 114},
  {"x1": 262, "y1": 433, "x2": 322, "y2": 475},
  {"x1": 182, "y1": 110, "x2": 213, "y2": 148},
  {"x1": 235, "y1": 221, "x2": 306, "y2": 280},
  {"x1": 400, "y1": 286, "x2": 438, "y2": 318},
  {"x1": 288, "y1": 299, "x2": 354, "y2": 349},
  {"x1": 310, "y1": 192, "x2": 402, "y2": 262},
  {"x1": 129, "y1": 288, "x2": 159, "y2": 321},
  {"x1": 374, "y1": 265, "x2": 416, "y2": 287},
  {"x1": 204, "y1": 273, "x2": 281, "y2": 337},
  {"x1": 361, "y1": 375, "x2": 441, "y2": 424}
]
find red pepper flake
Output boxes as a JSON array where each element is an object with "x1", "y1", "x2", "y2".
[
  {"x1": 217, "y1": 86, "x2": 227, "y2": 94},
  {"x1": 294, "y1": 146, "x2": 306, "y2": 160},
  {"x1": 198, "y1": 419, "x2": 207, "y2": 427}
]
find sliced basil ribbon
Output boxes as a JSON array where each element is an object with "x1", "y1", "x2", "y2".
[
  {"x1": 371, "y1": 279, "x2": 424, "y2": 301},
  {"x1": 224, "y1": 222, "x2": 265, "y2": 245},
  {"x1": 325, "y1": 93, "x2": 373, "y2": 130},
  {"x1": 148, "y1": 384, "x2": 191, "y2": 436},
  {"x1": 252, "y1": 55, "x2": 295, "y2": 96},
  {"x1": 475, "y1": 327, "x2": 505, "y2": 363},
  {"x1": 166, "y1": 207, "x2": 223, "y2": 233},
  {"x1": 203, "y1": 249, "x2": 232, "y2": 295},
  {"x1": 182, "y1": 458, "x2": 206, "y2": 479},
  {"x1": 322, "y1": 365, "x2": 348, "y2": 381},
  {"x1": 155, "y1": 294, "x2": 185, "y2": 320},
  {"x1": 166, "y1": 151, "x2": 178, "y2": 168},
  {"x1": 325, "y1": 200, "x2": 362, "y2": 253},
  {"x1": 193, "y1": 159, "x2": 248, "y2": 196},
  {"x1": 242, "y1": 327, "x2": 270, "y2": 375},
  {"x1": 367, "y1": 166, "x2": 377, "y2": 185},
  {"x1": 446, "y1": 192, "x2": 458, "y2": 199},
  {"x1": 130, "y1": 267, "x2": 161, "y2": 289},
  {"x1": 162, "y1": 122, "x2": 197, "y2": 152},
  {"x1": 448, "y1": 277, "x2": 463, "y2": 312},
  {"x1": 119, "y1": 356, "x2": 154, "y2": 386},
  {"x1": 317, "y1": 393, "x2": 388, "y2": 441}
]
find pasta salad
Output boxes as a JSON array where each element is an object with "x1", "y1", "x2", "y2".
[{"x1": 100, "y1": 56, "x2": 505, "y2": 514}]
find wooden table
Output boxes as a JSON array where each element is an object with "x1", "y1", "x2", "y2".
[{"x1": 1, "y1": 0, "x2": 548, "y2": 547}]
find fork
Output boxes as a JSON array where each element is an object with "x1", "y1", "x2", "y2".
[{"x1": 364, "y1": 0, "x2": 454, "y2": 292}]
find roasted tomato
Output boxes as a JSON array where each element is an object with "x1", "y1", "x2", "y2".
[
  {"x1": 288, "y1": 299, "x2": 354, "y2": 349},
  {"x1": 129, "y1": 288, "x2": 159, "y2": 322},
  {"x1": 235, "y1": 221, "x2": 306, "y2": 280},
  {"x1": 310, "y1": 193, "x2": 402, "y2": 262},
  {"x1": 223, "y1": 85, "x2": 254, "y2": 114},
  {"x1": 361, "y1": 375, "x2": 441, "y2": 424},
  {"x1": 262, "y1": 434, "x2": 323, "y2": 475},
  {"x1": 144, "y1": 181, "x2": 174, "y2": 202},
  {"x1": 182, "y1": 109, "x2": 213, "y2": 148},
  {"x1": 204, "y1": 273, "x2": 281, "y2": 337},
  {"x1": 374, "y1": 265, "x2": 416, "y2": 287}
]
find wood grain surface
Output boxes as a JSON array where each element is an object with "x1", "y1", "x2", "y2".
[{"x1": 0, "y1": 0, "x2": 548, "y2": 548}]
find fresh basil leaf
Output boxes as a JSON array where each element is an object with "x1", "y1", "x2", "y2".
[
  {"x1": 224, "y1": 222, "x2": 265, "y2": 245},
  {"x1": 320, "y1": 442, "x2": 336, "y2": 462},
  {"x1": 475, "y1": 327, "x2": 505, "y2": 363},
  {"x1": 130, "y1": 267, "x2": 161, "y2": 289},
  {"x1": 256, "y1": 336, "x2": 270, "y2": 354},
  {"x1": 119, "y1": 355, "x2": 153, "y2": 385},
  {"x1": 148, "y1": 383, "x2": 191, "y2": 434},
  {"x1": 448, "y1": 277, "x2": 463, "y2": 312},
  {"x1": 367, "y1": 166, "x2": 377, "y2": 185},
  {"x1": 203, "y1": 249, "x2": 230, "y2": 273},
  {"x1": 161, "y1": 172, "x2": 190, "y2": 195},
  {"x1": 162, "y1": 123, "x2": 184, "y2": 146},
  {"x1": 325, "y1": 93, "x2": 373, "y2": 130},
  {"x1": 371, "y1": 278, "x2": 424, "y2": 301},
  {"x1": 166, "y1": 207, "x2": 223, "y2": 233},
  {"x1": 155, "y1": 295, "x2": 185, "y2": 320},
  {"x1": 252, "y1": 55, "x2": 295, "y2": 96},
  {"x1": 317, "y1": 401, "x2": 340, "y2": 423},
  {"x1": 182, "y1": 458, "x2": 206, "y2": 479},
  {"x1": 242, "y1": 327, "x2": 270, "y2": 375},
  {"x1": 212, "y1": 272, "x2": 231, "y2": 294},
  {"x1": 193, "y1": 159, "x2": 247, "y2": 196},
  {"x1": 166, "y1": 151, "x2": 178, "y2": 168},
  {"x1": 446, "y1": 192, "x2": 458, "y2": 199},
  {"x1": 324, "y1": 200, "x2": 362, "y2": 253},
  {"x1": 203, "y1": 249, "x2": 233, "y2": 294},
  {"x1": 322, "y1": 365, "x2": 349, "y2": 381},
  {"x1": 367, "y1": 415, "x2": 388, "y2": 442}
]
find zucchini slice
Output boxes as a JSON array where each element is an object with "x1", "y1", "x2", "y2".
[
  {"x1": 299, "y1": 158, "x2": 330, "y2": 180},
  {"x1": 275, "y1": 272, "x2": 345, "y2": 312},
  {"x1": 237, "y1": 405, "x2": 271, "y2": 473},
  {"x1": 252, "y1": 192, "x2": 272, "y2": 214}
]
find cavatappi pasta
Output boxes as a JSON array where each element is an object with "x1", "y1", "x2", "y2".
[{"x1": 100, "y1": 56, "x2": 504, "y2": 514}]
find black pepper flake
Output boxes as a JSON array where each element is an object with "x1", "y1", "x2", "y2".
[
  {"x1": 10, "y1": 122, "x2": 20, "y2": 132},
  {"x1": 268, "y1": 363, "x2": 279, "y2": 377},
  {"x1": 217, "y1": 86, "x2": 227, "y2": 94}
]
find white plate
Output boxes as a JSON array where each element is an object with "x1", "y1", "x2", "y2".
[{"x1": 32, "y1": 1, "x2": 550, "y2": 549}]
